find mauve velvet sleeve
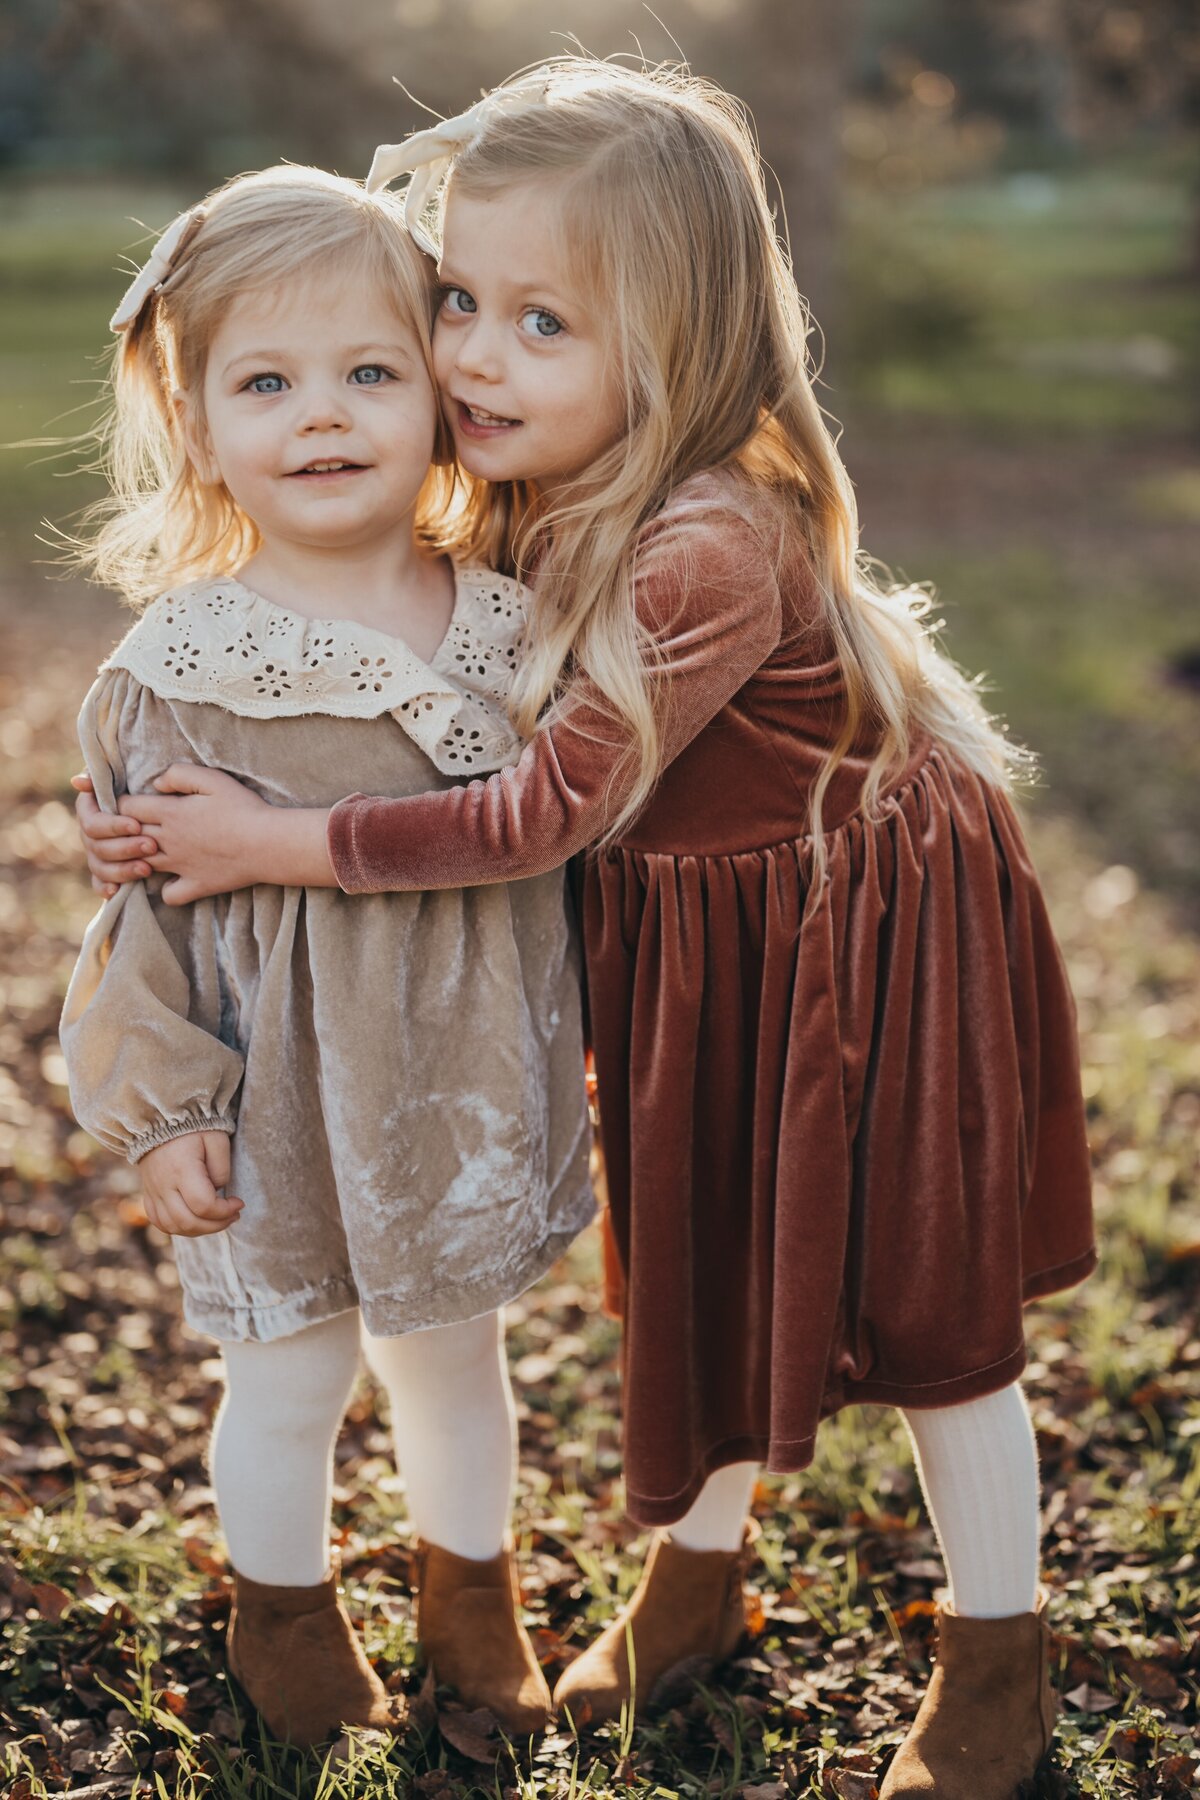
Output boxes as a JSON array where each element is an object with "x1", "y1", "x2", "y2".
[{"x1": 328, "y1": 501, "x2": 784, "y2": 894}]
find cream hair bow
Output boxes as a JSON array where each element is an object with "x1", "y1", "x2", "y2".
[
  {"x1": 110, "y1": 206, "x2": 207, "y2": 334},
  {"x1": 367, "y1": 82, "x2": 549, "y2": 255}
]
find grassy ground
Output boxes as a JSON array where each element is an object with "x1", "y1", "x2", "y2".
[
  {"x1": 1, "y1": 151, "x2": 1199, "y2": 1796},
  {"x1": 0, "y1": 623, "x2": 1197, "y2": 1794}
]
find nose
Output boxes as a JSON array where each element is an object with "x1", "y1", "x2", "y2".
[
  {"x1": 450, "y1": 317, "x2": 506, "y2": 385},
  {"x1": 297, "y1": 380, "x2": 352, "y2": 432}
]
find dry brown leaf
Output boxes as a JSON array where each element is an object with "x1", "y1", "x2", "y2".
[
  {"x1": 29, "y1": 1579, "x2": 73, "y2": 1620},
  {"x1": 1063, "y1": 1681, "x2": 1120, "y2": 1713},
  {"x1": 437, "y1": 1705, "x2": 503, "y2": 1763}
]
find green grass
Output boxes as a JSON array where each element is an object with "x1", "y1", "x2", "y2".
[
  {"x1": 912, "y1": 547, "x2": 1200, "y2": 906},
  {"x1": 0, "y1": 179, "x2": 194, "y2": 557},
  {"x1": 841, "y1": 157, "x2": 1198, "y2": 435}
]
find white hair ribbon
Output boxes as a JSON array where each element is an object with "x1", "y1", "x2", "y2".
[
  {"x1": 366, "y1": 82, "x2": 550, "y2": 255},
  {"x1": 110, "y1": 206, "x2": 207, "y2": 335}
]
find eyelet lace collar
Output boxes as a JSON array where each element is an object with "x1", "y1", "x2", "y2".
[{"x1": 104, "y1": 566, "x2": 529, "y2": 774}]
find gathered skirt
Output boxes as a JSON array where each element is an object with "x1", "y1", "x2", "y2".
[{"x1": 582, "y1": 747, "x2": 1096, "y2": 1525}]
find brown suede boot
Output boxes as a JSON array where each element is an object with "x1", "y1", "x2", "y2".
[
  {"x1": 553, "y1": 1531, "x2": 752, "y2": 1729},
  {"x1": 879, "y1": 1596, "x2": 1057, "y2": 1797},
  {"x1": 414, "y1": 1539, "x2": 553, "y2": 1736},
  {"x1": 227, "y1": 1565, "x2": 402, "y2": 1745}
]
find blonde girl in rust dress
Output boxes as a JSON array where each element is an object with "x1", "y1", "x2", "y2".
[
  {"x1": 79, "y1": 66, "x2": 1096, "y2": 1796},
  {"x1": 61, "y1": 165, "x2": 593, "y2": 1745}
]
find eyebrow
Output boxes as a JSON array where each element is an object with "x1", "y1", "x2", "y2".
[
  {"x1": 438, "y1": 267, "x2": 575, "y2": 309},
  {"x1": 221, "y1": 342, "x2": 418, "y2": 377}
]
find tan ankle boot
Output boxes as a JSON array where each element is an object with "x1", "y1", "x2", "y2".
[
  {"x1": 553, "y1": 1532, "x2": 751, "y2": 1728},
  {"x1": 414, "y1": 1539, "x2": 553, "y2": 1736},
  {"x1": 880, "y1": 1596, "x2": 1057, "y2": 1797},
  {"x1": 227, "y1": 1565, "x2": 402, "y2": 1744}
]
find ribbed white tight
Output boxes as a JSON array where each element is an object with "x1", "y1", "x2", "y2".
[
  {"x1": 668, "y1": 1381, "x2": 1040, "y2": 1618},
  {"x1": 209, "y1": 1308, "x2": 515, "y2": 1585}
]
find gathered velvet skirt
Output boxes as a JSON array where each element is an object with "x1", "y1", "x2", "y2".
[{"x1": 581, "y1": 747, "x2": 1096, "y2": 1526}]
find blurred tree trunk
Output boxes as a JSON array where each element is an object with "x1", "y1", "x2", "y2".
[{"x1": 739, "y1": 0, "x2": 862, "y2": 372}]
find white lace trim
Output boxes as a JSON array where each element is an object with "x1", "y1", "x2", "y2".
[{"x1": 104, "y1": 567, "x2": 529, "y2": 774}]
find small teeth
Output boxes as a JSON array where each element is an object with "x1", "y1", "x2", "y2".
[
  {"x1": 303, "y1": 460, "x2": 354, "y2": 472},
  {"x1": 466, "y1": 405, "x2": 516, "y2": 425}
]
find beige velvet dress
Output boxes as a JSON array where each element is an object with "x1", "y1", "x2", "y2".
[{"x1": 61, "y1": 566, "x2": 593, "y2": 1344}]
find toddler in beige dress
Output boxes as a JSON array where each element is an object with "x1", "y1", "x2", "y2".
[{"x1": 60, "y1": 166, "x2": 591, "y2": 1743}]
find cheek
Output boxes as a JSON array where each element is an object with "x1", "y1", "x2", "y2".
[{"x1": 567, "y1": 364, "x2": 625, "y2": 458}]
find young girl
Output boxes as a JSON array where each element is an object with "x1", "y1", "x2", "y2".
[
  {"x1": 79, "y1": 65, "x2": 1096, "y2": 1795},
  {"x1": 61, "y1": 164, "x2": 595, "y2": 1745}
]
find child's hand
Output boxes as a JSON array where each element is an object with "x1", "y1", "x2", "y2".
[
  {"x1": 138, "y1": 1131, "x2": 244, "y2": 1236},
  {"x1": 74, "y1": 764, "x2": 337, "y2": 903},
  {"x1": 117, "y1": 764, "x2": 270, "y2": 904},
  {"x1": 73, "y1": 773, "x2": 159, "y2": 898}
]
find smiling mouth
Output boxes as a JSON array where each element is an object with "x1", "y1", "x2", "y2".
[
  {"x1": 457, "y1": 401, "x2": 522, "y2": 432},
  {"x1": 286, "y1": 460, "x2": 368, "y2": 477}
]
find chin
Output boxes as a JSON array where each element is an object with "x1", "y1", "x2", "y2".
[{"x1": 453, "y1": 441, "x2": 524, "y2": 484}]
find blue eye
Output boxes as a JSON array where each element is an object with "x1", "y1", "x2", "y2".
[
  {"x1": 350, "y1": 365, "x2": 390, "y2": 385},
  {"x1": 246, "y1": 373, "x2": 286, "y2": 394},
  {"x1": 441, "y1": 287, "x2": 477, "y2": 316},
  {"x1": 519, "y1": 308, "x2": 564, "y2": 339}
]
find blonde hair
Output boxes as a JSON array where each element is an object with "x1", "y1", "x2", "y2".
[
  {"x1": 435, "y1": 60, "x2": 1029, "y2": 866},
  {"x1": 77, "y1": 164, "x2": 454, "y2": 606}
]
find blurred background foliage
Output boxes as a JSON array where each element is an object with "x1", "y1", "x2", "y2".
[{"x1": 0, "y1": 0, "x2": 1198, "y2": 913}]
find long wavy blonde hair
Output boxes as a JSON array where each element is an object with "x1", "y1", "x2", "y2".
[
  {"x1": 434, "y1": 60, "x2": 1029, "y2": 863},
  {"x1": 76, "y1": 164, "x2": 454, "y2": 607}
]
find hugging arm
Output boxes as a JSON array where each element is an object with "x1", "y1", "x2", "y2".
[
  {"x1": 76, "y1": 503, "x2": 783, "y2": 899},
  {"x1": 332, "y1": 506, "x2": 784, "y2": 894}
]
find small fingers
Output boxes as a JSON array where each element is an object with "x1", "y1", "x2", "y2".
[
  {"x1": 70, "y1": 772, "x2": 96, "y2": 794},
  {"x1": 176, "y1": 1159, "x2": 242, "y2": 1222},
  {"x1": 140, "y1": 1190, "x2": 168, "y2": 1233},
  {"x1": 161, "y1": 878, "x2": 204, "y2": 907},
  {"x1": 86, "y1": 849, "x2": 147, "y2": 886},
  {"x1": 92, "y1": 833, "x2": 158, "y2": 863},
  {"x1": 204, "y1": 1133, "x2": 232, "y2": 1190},
  {"x1": 142, "y1": 1189, "x2": 196, "y2": 1236},
  {"x1": 117, "y1": 793, "x2": 164, "y2": 824},
  {"x1": 180, "y1": 1184, "x2": 243, "y2": 1224},
  {"x1": 79, "y1": 799, "x2": 142, "y2": 841},
  {"x1": 151, "y1": 1187, "x2": 238, "y2": 1238}
]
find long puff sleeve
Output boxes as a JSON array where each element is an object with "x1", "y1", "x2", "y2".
[
  {"x1": 329, "y1": 492, "x2": 784, "y2": 894},
  {"x1": 60, "y1": 673, "x2": 245, "y2": 1163}
]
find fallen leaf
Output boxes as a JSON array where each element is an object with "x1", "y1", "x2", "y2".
[
  {"x1": 1063, "y1": 1681, "x2": 1120, "y2": 1713},
  {"x1": 183, "y1": 1537, "x2": 225, "y2": 1577},
  {"x1": 29, "y1": 1579, "x2": 72, "y2": 1620},
  {"x1": 893, "y1": 1599, "x2": 938, "y2": 1627},
  {"x1": 824, "y1": 1769, "x2": 878, "y2": 1799},
  {"x1": 1114, "y1": 1654, "x2": 1183, "y2": 1703},
  {"x1": 437, "y1": 1705, "x2": 503, "y2": 1762}
]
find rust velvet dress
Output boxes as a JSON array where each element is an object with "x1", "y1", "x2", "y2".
[{"x1": 328, "y1": 470, "x2": 1096, "y2": 1527}]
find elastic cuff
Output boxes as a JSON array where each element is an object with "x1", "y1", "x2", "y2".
[
  {"x1": 128, "y1": 1113, "x2": 235, "y2": 1163},
  {"x1": 326, "y1": 793, "x2": 369, "y2": 893}
]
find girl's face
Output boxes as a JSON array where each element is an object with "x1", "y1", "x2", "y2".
[
  {"x1": 181, "y1": 270, "x2": 439, "y2": 553},
  {"x1": 434, "y1": 183, "x2": 626, "y2": 494}
]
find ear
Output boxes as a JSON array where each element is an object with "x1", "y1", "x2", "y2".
[{"x1": 173, "y1": 388, "x2": 222, "y2": 486}]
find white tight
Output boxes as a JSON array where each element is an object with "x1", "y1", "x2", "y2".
[
  {"x1": 668, "y1": 1382, "x2": 1041, "y2": 1619},
  {"x1": 209, "y1": 1308, "x2": 515, "y2": 1585}
]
